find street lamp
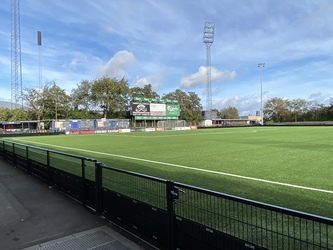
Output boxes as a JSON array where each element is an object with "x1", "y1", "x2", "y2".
[{"x1": 258, "y1": 63, "x2": 265, "y2": 125}]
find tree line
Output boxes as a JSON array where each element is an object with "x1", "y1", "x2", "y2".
[
  {"x1": 0, "y1": 76, "x2": 203, "y2": 124},
  {"x1": 1, "y1": 76, "x2": 332, "y2": 124},
  {"x1": 264, "y1": 97, "x2": 333, "y2": 123},
  {"x1": 215, "y1": 97, "x2": 333, "y2": 122}
]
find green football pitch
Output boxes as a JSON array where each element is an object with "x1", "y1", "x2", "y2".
[{"x1": 7, "y1": 126, "x2": 333, "y2": 218}]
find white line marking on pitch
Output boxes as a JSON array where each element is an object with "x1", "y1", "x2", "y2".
[{"x1": 12, "y1": 138, "x2": 333, "y2": 194}]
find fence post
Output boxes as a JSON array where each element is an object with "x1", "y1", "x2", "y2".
[
  {"x1": 26, "y1": 146, "x2": 30, "y2": 174},
  {"x1": 166, "y1": 181, "x2": 178, "y2": 250},
  {"x1": 2, "y1": 141, "x2": 6, "y2": 161},
  {"x1": 47, "y1": 150, "x2": 51, "y2": 186},
  {"x1": 81, "y1": 158, "x2": 86, "y2": 206},
  {"x1": 12, "y1": 142, "x2": 17, "y2": 166},
  {"x1": 95, "y1": 161, "x2": 103, "y2": 215}
]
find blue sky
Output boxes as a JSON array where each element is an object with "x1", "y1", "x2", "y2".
[{"x1": 1, "y1": 0, "x2": 333, "y2": 115}]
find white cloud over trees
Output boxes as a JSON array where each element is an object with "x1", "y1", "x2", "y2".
[
  {"x1": 99, "y1": 50, "x2": 135, "y2": 77},
  {"x1": 180, "y1": 66, "x2": 236, "y2": 89},
  {"x1": 134, "y1": 74, "x2": 163, "y2": 90}
]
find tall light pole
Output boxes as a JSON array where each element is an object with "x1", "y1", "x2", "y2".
[
  {"x1": 37, "y1": 31, "x2": 42, "y2": 89},
  {"x1": 11, "y1": 0, "x2": 23, "y2": 108},
  {"x1": 203, "y1": 22, "x2": 215, "y2": 119},
  {"x1": 258, "y1": 63, "x2": 265, "y2": 125},
  {"x1": 37, "y1": 31, "x2": 42, "y2": 130}
]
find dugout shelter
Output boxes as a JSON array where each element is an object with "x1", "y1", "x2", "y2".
[{"x1": 0, "y1": 121, "x2": 39, "y2": 134}]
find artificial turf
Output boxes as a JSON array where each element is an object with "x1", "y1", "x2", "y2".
[{"x1": 4, "y1": 126, "x2": 333, "y2": 218}]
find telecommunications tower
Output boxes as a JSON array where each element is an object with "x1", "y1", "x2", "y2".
[
  {"x1": 203, "y1": 22, "x2": 215, "y2": 119},
  {"x1": 11, "y1": 0, "x2": 23, "y2": 108}
]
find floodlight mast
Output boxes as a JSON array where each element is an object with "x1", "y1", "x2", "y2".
[
  {"x1": 11, "y1": 0, "x2": 23, "y2": 108},
  {"x1": 37, "y1": 31, "x2": 42, "y2": 90},
  {"x1": 203, "y1": 22, "x2": 215, "y2": 119},
  {"x1": 37, "y1": 31, "x2": 42, "y2": 130},
  {"x1": 258, "y1": 63, "x2": 265, "y2": 125}
]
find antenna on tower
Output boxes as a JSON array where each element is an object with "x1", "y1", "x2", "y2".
[
  {"x1": 203, "y1": 22, "x2": 215, "y2": 120},
  {"x1": 11, "y1": 0, "x2": 23, "y2": 109}
]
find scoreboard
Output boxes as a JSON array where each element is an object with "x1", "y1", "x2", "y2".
[{"x1": 131, "y1": 97, "x2": 180, "y2": 120}]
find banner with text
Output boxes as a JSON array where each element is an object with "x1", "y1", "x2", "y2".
[
  {"x1": 166, "y1": 104, "x2": 180, "y2": 117},
  {"x1": 150, "y1": 103, "x2": 166, "y2": 116},
  {"x1": 131, "y1": 102, "x2": 180, "y2": 119}
]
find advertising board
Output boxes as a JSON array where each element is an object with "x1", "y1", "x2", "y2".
[
  {"x1": 150, "y1": 103, "x2": 166, "y2": 116},
  {"x1": 131, "y1": 98, "x2": 180, "y2": 119},
  {"x1": 131, "y1": 103, "x2": 150, "y2": 116},
  {"x1": 166, "y1": 104, "x2": 180, "y2": 117}
]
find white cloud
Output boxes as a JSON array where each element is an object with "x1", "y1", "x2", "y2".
[
  {"x1": 307, "y1": 92, "x2": 332, "y2": 105},
  {"x1": 61, "y1": 52, "x2": 102, "y2": 73},
  {"x1": 134, "y1": 74, "x2": 163, "y2": 91},
  {"x1": 180, "y1": 66, "x2": 236, "y2": 89},
  {"x1": 98, "y1": 50, "x2": 135, "y2": 78},
  {"x1": 135, "y1": 78, "x2": 150, "y2": 87},
  {"x1": 214, "y1": 94, "x2": 269, "y2": 116}
]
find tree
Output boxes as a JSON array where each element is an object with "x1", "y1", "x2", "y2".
[
  {"x1": 24, "y1": 81, "x2": 71, "y2": 122},
  {"x1": 162, "y1": 89, "x2": 202, "y2": 124},
  {"x1": 70, "y1": 79, "x2": 101, "y2": 119},
  {"x1": 91, "y1": 76, "x2": 130, "y2": 119},
  {"x1": 305, "y1": 102, "x2": 326, "y2": 121},
  {"x1": 288, "y1": 99, "x2": 309, "y2": 122},
  {"x1": 9, "y1": 108, "x2": 31, "y2": 121},
  {"x1": 28, "y1": 90, "x2": 43, "y2": 121},
  {"x1": 24, "y1": 83, "x2": 50, "y2": 122},
  {"x1": 326, "y1": 98, "x2": 333, "y2": 120},
  {"x1": 71, "y1": 80, "x2": 93, "y2": 111},
  {"x1": 219, "y1": 106, "x2": 239, "y2": 119},
  {"x1": 264, "y1": 97, "x2": 290, "y2": 122},
  {"x1": 130, "y1": 84, "x2": 159, "y2": 99},
  {"x1": 0, "y1": 108, "x2": 11, "y2": 121},
  {"x1": 45, "y1": 83, "x2": 72, "y2": 120}
]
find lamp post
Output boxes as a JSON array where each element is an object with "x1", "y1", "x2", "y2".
[{"x1": 258, "y1": 63, "x2": 265, "y2": 125}]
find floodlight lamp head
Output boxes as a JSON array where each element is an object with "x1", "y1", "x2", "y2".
[
  {"x1": 37, "y1": 31, "x2": 42, "y2": 46},
  {"x1": 258, "y1": 63, "x2": 265, "y2": 68},
  {"x1": 203, "y1": 22, "x2": 215, "y2": 44}
]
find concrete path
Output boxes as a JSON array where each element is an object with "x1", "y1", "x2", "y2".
[{"x1": 0, "y1": 159, "x2": 154, "y2": 250}]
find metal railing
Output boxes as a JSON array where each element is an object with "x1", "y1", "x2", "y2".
[{"x1": 0, "y1": 139, "x2": 332, "y2": 250}]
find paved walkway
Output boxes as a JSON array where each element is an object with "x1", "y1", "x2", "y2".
[{"x1": 0, "y1": 159, "x2": 154, "y2": 250}]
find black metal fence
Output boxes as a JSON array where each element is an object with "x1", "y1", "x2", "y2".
[{"x1": 0, "y1": 139, "x2": 332, "y2": 250}]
